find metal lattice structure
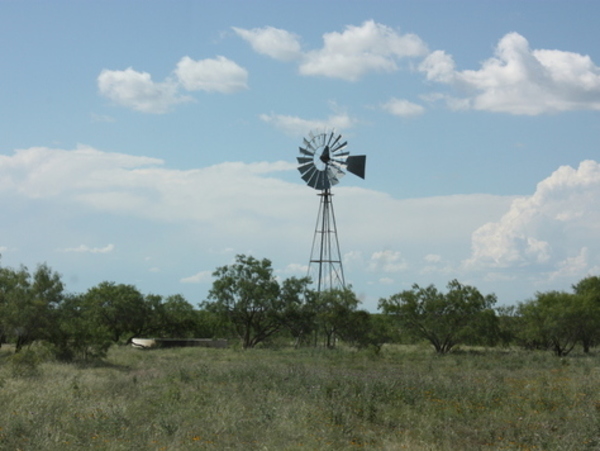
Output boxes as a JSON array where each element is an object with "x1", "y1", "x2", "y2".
[{"x1": 297, "y1": 130, "x2": 366, "y2": 293}]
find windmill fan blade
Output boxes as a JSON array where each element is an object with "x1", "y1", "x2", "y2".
[
  {"x1": 301, "y1": 166, "x2": 317, "y2": 184},
  {"x1": 326, "y1": 131, "x2": 335, "y2": 147},
  {"x1": 328, "y1": 163, "x2": 346, "y2": 179},
  {"x1": 302, "y1": 139, "x2": 316, "y2": 152},
  {"x1": 299, "y1": 147, "x2": 314, "y2": 156},
  {"x1": 346, "y1": 155, "x2": 366, "y2": 179},
  {"x1": 297, "y1": 156, "x2": 313, "y2": 165},
  {"x1": 331, "y1": 141, "x2": 347, "y2": 154},
  {"x1": 332, "y1": 150, "x2": 349, "y2": 158},
  {"x1": 313, "y1": 172, "x2": 323, "y2": 190},
  {"x1": 315, "y1": 171, "x2": 330, "y2": 190},
  {"x1": 330, "y1": 134, "x2": 342, "y2": 149},
  {"x1": 327, "y1": 167, "x2": 341, "y2": 186},
  {"x1": 298, "y1": 162, "x2": 314, "y2": 175}
]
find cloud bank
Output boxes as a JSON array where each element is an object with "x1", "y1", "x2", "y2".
[{"x1": 2, "y1": 145, "x2": 599, "y2": 304}]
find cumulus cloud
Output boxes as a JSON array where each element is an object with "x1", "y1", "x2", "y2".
[
  {"x1": 232, "y1": 26, "x2": 302, "y2": 61},
  {"x1": 97, "y1": 68, "x2": 190, "y2": 114},
  {"x1": 419, "y1": 32, "x2": 600, "y2": 114},
  {"x1": 174, "y1": 56, "x2": 248, "y2": 93},
  {"x1": 300, "y1": 20, "x2": 428, "y2": 81},
  {"x1": 259, "y1": 112, "x2": 357, "y2": 136},
  {"x1": 547, "y1": 247, "x2": 589, "y2": 281},
  {"x1": 464, "y1": 160, "x2": 600, "y2": 278},
  {"x1": 235, "y1": 20, "x2": 427, "y2": 81},
  {"x1": 98, "y1": 55, "x2": 248, "y2": 112},
  {"x1": 381, "y1": 98, "x2": 425, "y2": 117}
]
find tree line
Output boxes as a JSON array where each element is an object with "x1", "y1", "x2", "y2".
[{"x1": 1, "y1": 254, "x2": 600, "y2": 359}]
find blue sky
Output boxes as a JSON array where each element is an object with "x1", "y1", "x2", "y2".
[{"x1": 1, "y1": 0, "x2": 600, "y2": 310}]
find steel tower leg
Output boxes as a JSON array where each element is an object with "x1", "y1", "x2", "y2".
[{"x1": 308, "y1": 189, "x2": 345, "y2": 293}]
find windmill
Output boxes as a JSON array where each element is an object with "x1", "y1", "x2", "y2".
[{"x1": 297, "y1": 129, "x2": 366, "y2": 293}]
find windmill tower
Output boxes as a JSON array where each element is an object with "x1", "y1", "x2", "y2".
[{"x1": 296, "y1": 130, "x2": 366, "y2": 293}]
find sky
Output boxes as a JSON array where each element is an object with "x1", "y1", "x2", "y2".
[{"x1": 1, "y1": 0, "x2": 600, "y2": 311}]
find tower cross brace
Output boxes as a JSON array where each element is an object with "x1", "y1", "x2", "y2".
[{"x1": 308, "y1": 189, "x2": 345, "y2": 293}]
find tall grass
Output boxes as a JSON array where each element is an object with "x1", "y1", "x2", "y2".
[{"x1": 1, "y1": 344, "x2": 600, "y2": 450}]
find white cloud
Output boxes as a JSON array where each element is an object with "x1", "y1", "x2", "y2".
[
  {"x1": 0, "y1": 144, "x2": 162, "y2": 198},
  {"x1": 259, "y1": 112, "x2": 357, "y2": 136},
  {"x1": 98, "y1": 55, "x2": 248, "y2": 113},
  {"x1": 424, "y1": 254, "x2": 442, "y2": 263},
  {"x1": 420, "y1": 254, "x2": 455, "y2": 276},
  {"x1": 174, "y1": 56, "x2": 248, "y2": 93},
  {"x1": 232, "y1": 26, "x2": 302, "y2": 61},
  {"x1": 59, "y1": 244, "x2": 114, "y2": 254},
  {"x1": 0, "y1": 145, "x2": 299, "y2": 231},
  {"x1": 381, "y1": 98, "x2": 425, "y2": 117},
  {"x1": 97, "y1": 68, "x2": 190, "y2": 114},
  {"x1": 368, "y1": 250, "x2": 408, "y2": 273},
  {"x1": 234, "y1": 20, "x2": 427, "y2": 82},
  {"x1": 464, "y1": 160, "x2": 600, "y2": 277},
  {"x1": 300, "y1": 20, "x2": 428, "y2": 81},
  {"x1": 277, "y1": 263, "x2": 309, "y2": 275},
  {"x1": 419, "y1": 50, "x2": 456, "y2": 84},
  {"x1": 12, "y1": 145, "x2": 598, "y2": 303},
  {"x1": 419, "y1": 32, "x2": 600, "y2": 114},
  {"x1": 547, "y1": 247, "x2": 589, "y2": 281},
  {"x1": 180, "y1": 270, "x2": 212, "y2": 284}
]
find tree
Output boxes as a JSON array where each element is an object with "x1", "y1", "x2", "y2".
[
  {"x1": 572, "y1": 276, "x2": 600, "y2": 353},
  {"x1": 0, "y1": 263, "x2": 64, "y2": 351},
  {"x1": 155, "y1": 294, "x2": 200, "y2": 338},
  {"x1": 278, "y1": 276, "x2": 316, "y2": 347},
  {"x1": 495, "y1": 305, "x2": 520, "y2": 347},
  {"x1": 204, "y1": 255, "x2": 284, "y2": 349},
  {"x1": 83, "y1": 282, "x2": 150, "y2": 344},
  {"x1": 47, "y1": 293, "x2": 112, "y2": 361},
  {"x1": 314, "y1": 288, "x2": 360, "y2": 348},
  {"x1": 379, "y1": 279, "x2": 497, "y2": 354},
  {"x1": 518, "y1": 290, "x2": 588, "y2": 356}
]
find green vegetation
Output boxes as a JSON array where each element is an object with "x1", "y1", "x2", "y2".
[
  {"x1": 3, "y1": 255, "x2": 600, "y2": 358},
  {"x1": 2, "y1": 345, "x2": 600, "y2": 450},
  {"x1": 4, "y1": 254, "x2": 600, "y2": 449},
  {"x1": 379, "y1": 280, "x2": 497, "y2": 354}
]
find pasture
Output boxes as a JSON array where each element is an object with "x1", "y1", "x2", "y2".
[{"x1": 1, "y1": 344, "x2": 599, "y2": 450}]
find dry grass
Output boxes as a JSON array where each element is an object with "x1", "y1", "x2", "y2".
[{"x1": 1, "y1": 344, "x2": 600, "y2": 450}]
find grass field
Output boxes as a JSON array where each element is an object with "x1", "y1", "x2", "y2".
[{"x1": 1, "y1": 344, "x2": 599, "y2": 450}]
